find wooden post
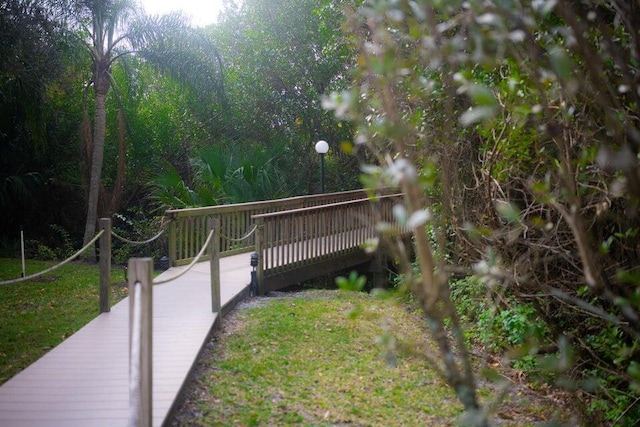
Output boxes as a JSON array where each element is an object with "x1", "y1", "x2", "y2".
[
  {"x1": 168, "y1": 216, "x2": 177, "y2": 267},
  {"x1": 372, "y1": 248, "x2": 387, "y2": 289},
  {"x1": 209, "y1": 217, "x2": 221, "y2": 315},
  {"x1": 99, "y1": 218, "x2": 111, "y2": 313},
  {"x1": 255, "y1": 218, "x2": 265, "y2": 295},
  {"x1": 128, "y1": 258, "x2": 153, "y2": 427}
]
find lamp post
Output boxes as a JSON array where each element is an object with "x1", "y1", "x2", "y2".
[{"x1": 315, "y1": 140, "x2": 329, "y2": 193}]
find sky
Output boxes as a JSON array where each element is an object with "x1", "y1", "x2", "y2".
[{"x1": 139, "y1": 0, "x2": 226, "y2": 27}]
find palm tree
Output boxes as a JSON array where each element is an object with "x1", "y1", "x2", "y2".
[{"x1": 52, "y1": 0, "x2": 225, "y2": 259}]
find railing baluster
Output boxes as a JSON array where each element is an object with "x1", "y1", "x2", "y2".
[
  {"x1": 339, "y1": 208, "x2": 345, "y2": 254},
  {"x1": 302, "y1": 211, "x2": 307, "y2": 264},
  {"x1": 287, "y1": 215, "x2": 292, "y2": 268},
  {"x1": 199, "y1": 216, "x2": 204, "y2": 258},
  {"x1": 278, "y1": 217, "x2": 283, "y2": 270},
  {"x1": 294, "y1": 214, "x2": 300, "y2": 264},
  {"x1": 168, "y1": 217, "x2": 177, "y2": 267},
  {"x1": 192, "y1": 216, "x2": 198, "y2": 260},
  {"x1": 185, "y1": 217, "x2": 191, "y2": 261},
  {"x1": 226, "y1": 213, "x2": 232, "y2": 252},
  {"x1": 312, "y1": 211, "x2": 317, "y2": 260},
  {"x1": 273, "y1": 218, "x2": 279, "y2": 270},
  {"x1": 328, "y1": 207, "x2": 333, "y2": 256},
  {"x1": 183, "y1": 217, "x2": 189, "y2": 260},
  {"x1": 268, "y1": 218, "x2": 274, "y2": 270},
  {"x1": 177, "y1": 218, "x2": 183, "y2": 262}
]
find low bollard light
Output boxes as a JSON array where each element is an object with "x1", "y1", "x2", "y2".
[{"x1": 250, "y1": 252, "x2": 259, "y2": 296}]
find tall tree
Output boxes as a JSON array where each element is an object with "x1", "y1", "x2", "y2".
[
  {"x1": 211, "y1": 0, "x2": 360, "y2": 194},
  {"x1": 0, "y1": 0, "x2": 62, "y2": 237},
  {"x1": 48, "y1": 0, "x2": 225, "y2": 259}
]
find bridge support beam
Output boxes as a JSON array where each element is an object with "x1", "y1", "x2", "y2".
[{"x1": 371, "y1": 249, "x2": 388, "y2": 289}]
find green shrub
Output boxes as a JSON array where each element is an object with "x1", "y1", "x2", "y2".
[
  {"x1": 32, "y1": 242, "x2": 57, "y2": 260},
  {"x1": 111, "y1": 211, "x2": 167, "y2": 267},
  {"x1": 450, "y1": 277, "x2": 549, "y2": 355},
  {"x1": 26, "y1": 224, "x2": 75, "y2": 261}
]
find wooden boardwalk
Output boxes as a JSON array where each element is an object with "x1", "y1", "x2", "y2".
[
  {"x1": 0, "y1": 253, "x2": 252, "y2": 427},
  {"x1": 0, "y1": 190, "x2": 406, "y2": 426}
]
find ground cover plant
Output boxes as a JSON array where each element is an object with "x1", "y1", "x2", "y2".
[
  {"x1": 173, "y1": 290, "x2": 578, "y2": 426},
  {"x1": 0, "y1": 258, "x2": 127, "y2": 384}
]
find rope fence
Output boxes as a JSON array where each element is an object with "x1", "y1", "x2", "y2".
[
  {"x1": 0, "y1": 230, "x2": 105, "y2": 286},
  {"x1": 219, "y1": 223, "x2": 258, "y2": 243},
  {"x1": 112, "y1": 228, "x2": 165, "y2": 246},
  {"x1": 152, "y1": 229, "x2": 214, "y2": 285}
]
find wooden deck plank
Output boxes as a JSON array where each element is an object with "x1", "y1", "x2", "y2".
[
  {"x1": 0, "y1": 252, "x2": 252, "y2": 427},
  {"x1": 0, "y1": 218, "x2": 385, "y2": 426}
]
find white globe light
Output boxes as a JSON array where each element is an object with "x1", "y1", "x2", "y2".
[{"x1": 315, "y1": 140, "x2": 329, "y2": 154}]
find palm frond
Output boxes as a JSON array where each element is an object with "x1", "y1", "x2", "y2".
[
  {"x1": 0, "y1": 173, "x2": 42, "y2": 207},
  {"x1": 128, "y1": 16, "x2": 226, "y2": 106}
]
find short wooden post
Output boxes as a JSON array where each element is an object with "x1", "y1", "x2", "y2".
[
  {"x1": 168, "y1": 216, "x2": 177, "y2": 267},
  {"x1": 372, "y1": 248, "x2": 387, "y2": 289},
  {"x1": 209, "y1": 217, "x2": 221, "y2": 315},
  {"x1": 99, "y1": 218, "x2": 111, "y2": 313},
  {"x1": 255, "y1": 218, "x2": 265, "y2": 295},
  {"x1": 128, "y1": 258, "x2": 153, "y2": 427}
]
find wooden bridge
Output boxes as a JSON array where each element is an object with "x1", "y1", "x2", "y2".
[{"x1": 0, "y1": 189, "x2": 405, "y2": 426}]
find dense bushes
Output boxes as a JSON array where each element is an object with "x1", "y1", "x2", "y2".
[{"x1": 327, "y1": 0, "x2": 640, "y2": 424}]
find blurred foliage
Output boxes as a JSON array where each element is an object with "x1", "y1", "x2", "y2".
[{"x1": 323, "y1": 0, "x2": 640, "y2": 424}]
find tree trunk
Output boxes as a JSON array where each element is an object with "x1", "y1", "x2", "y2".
[
  {"x1": 109, "y1": 108, "x2": 127, "y2": 214},
  {"x1": 82, "y1": 71, "x2": 109, "y2": 261}
]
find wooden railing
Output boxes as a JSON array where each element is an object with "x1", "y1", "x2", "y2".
[
  {"x1": 165, "y1": 189, "x2": 387, "y2": 266},
  {"x1": 252, "y1": 193, "x2": 405, "y2": 294}
]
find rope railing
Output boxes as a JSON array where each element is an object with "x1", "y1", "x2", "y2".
[
  {"x1": 152, "y1": 229, "x2": 214, "y2": 285},
  {"x1": 0, "y1": 230, "x2": 105, "y2": 286},
  {"x1": 128, "y1": 280, "x2": 142, "y2": 427},
  {"x1": 219, "y1": 224, "x2": 258, "y2": 243},
  {"x1": 111, "y1": 227, "x2": 166, "y2": 246}
]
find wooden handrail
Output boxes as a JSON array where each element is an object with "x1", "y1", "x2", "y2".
[
  {"x1": 165, "y1": 189, "x2": 395, "y2": 266},
  {"x1": 164, "y1": 189, "x2": 368, "y2": 218},
  {"x1": 252, "y1": 193, "x2": 406, "y2": 294},
  {"x1": 251, "y1": 193, "x2": 403, "y2": 220}
]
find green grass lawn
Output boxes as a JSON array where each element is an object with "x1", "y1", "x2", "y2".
[
  {"x1": 175, "y1": 290, "x2": 577, "y2": 426},
  {"x1": 210, "y1": 292, "x2": 458, "y2": 425},
  {"x1": 0, "y1": 258, "x2": 128, "y2": 385}
]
